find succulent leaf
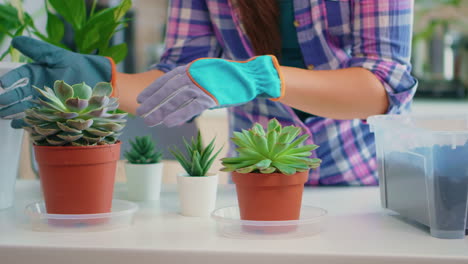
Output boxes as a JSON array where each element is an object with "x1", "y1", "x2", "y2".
[
  {"x1": 56, "y1": 122, "x2": 81, "y2": 133},
  {"x1": 92, "y1": 82, "x2": 113, "y2": 97},
  {"x1": 86, "y1": 127, "x2": 113, "y2": 137},
  {"x1": 56, "y1": 112, "x2": 80, "y2": 119},
  {"x1": 71, "y1": 138, "x2": 90, "y2": 146},
  {"x1": 88, "y1": 96, "x2": 110, "y2": 110},
  {"x1": 65, "y1": 98, "x2": 89, "y2": 112},
  {"x1": 26, "y1": 109, "x2": 59, "y2": 122},
  {"x1": 72, "y1": 82, "x2": 92, "y2": 99},
  {"x1": 67, "y1": 119, "x2": 93, "y2": 130},
  {"x1": 24, "y1": 117, "x2": 43, "y2": 126},
  {"x1": 103, "y1": 112, "x2": 127, "y2": 119},
  {"x1": 34, "y1": 124, "x2": 60, "y2": 136},
  {"x1": 34, "y1": 87, "x2": 66, "y2": 110},
  {"x1": 56, "y1": 132, "x2": 83, "y2": 142},
  {"x1": 260, "y1": 167, "x2": 276, "y2": 174},
  {"x1": 53, "y1": 80, "x2": 74, "y2": 102},
  {"x1": 45, "y1": 136, "x2": 67, "y2": 146},
  {"x1": 93, "y1": 122, "x2": 125, "y2": 132},
  {"x1": 87, "y1": 108, "x2": 106, "y2": 117},
  {"x1": 37, "y1": 98, "x2": 66, "y2": 112},
  {"x1": 107, "y1": 98, "x2": 119, "y2": 111},
  {"x1": 31, "y1": 133, "x2": 46, "y2": 141}
]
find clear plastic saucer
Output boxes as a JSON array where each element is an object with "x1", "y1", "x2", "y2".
[
  {"x1": 25, "y1": 200, "x2": 138, "y2": 232},
  {"x1": 211, "y1": 205, "x2": 327, "y2": 239}
]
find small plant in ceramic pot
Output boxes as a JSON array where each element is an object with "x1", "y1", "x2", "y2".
[
  {"x1": 221, "y1": 119, "x2": 321, "y2": 221},
  {"x1": 170, "y1": 132, "x2": 222, "y2": 217},
  {"x1": 22, "y1": 80, "x2": 126, "y2": 214},
  {"x1": 124, "y1": 135, "x2": 163, "y2": 201}
]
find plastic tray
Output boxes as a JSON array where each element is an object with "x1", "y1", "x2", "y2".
[
  {"x1": 25, "y1": 200, "x2": 138, "y2": 232},
  {"x1": 211, "y1": 205, "x2": 327, "y2": 239}
]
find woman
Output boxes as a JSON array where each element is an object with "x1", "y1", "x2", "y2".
[{"x1": 0, "y1": 0, "x2": 417, "y2": 185}]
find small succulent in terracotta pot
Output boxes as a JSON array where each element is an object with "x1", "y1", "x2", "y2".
[
  {"x1": 221, "y1": 119, "x2": 321, "y2": 221},
  {"x1": 23, "y1": 80, "x2": 126, "y2": 214}
]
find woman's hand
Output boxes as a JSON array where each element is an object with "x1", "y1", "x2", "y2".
[
  {"x1": 0, "y1": 36, "x2": 115, "y2": 128},
  {"x1": 136, "y1": 55, "x2": 284, "y2": 127}
]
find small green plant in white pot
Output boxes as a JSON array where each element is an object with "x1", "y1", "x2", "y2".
[
  {"x1": 124, "y1": 135, "x2": 163, "y2": 201},
  {"x1": 170, "y1": 132, "x2": 222, "y2": 217}
]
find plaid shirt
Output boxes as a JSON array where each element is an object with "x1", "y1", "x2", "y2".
[{"x1": 154, "y1": 0, "x2": 417, "y2": 185}]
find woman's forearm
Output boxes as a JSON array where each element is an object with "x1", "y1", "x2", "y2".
[
  {"x1": 114, "y1": 65, "x2": 388, "y2": 120},
  {"x1": 279, "y1": 67, "x2": 389, "y2": 120},
  {"x1": 115, "y1": 70, "x2": 165, "y2": 114}
]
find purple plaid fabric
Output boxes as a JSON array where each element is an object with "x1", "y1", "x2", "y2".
[{"x1": 153, "y1": 0, "x2": 417, "y2": 186}]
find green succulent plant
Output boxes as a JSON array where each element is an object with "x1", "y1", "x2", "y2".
[
  {"x1": 170, "y1": 131, "x2": 223, "y2": 177},
  {"x1": 125, "y1": 135, "x2": 162, "y2": 164},
  {"x1": 22, "y1": 80, "x2": 127, "y2": 146},
  {"x1": 221, "y1": 119, "x2": 321, "y2": 175}
]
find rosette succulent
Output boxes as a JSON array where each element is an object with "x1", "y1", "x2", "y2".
[
  {"x1": 23, "y1": 80, "x2": 127, "y2": 146},
  {"x1": 221, "y1": 119, "x2": 321, "y2": 175},
  {"x1": 125, "y1": 135, "x2": 162, "y2": 164}
]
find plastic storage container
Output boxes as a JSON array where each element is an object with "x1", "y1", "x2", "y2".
[
  {"x1": 25, "y1": 199, "x2": 138, "y2": 232},
  {"x1": 368, "y1": 114, "x2": 468, "y2": 239},
  {"x1": 212, "y1": 205, "x2": 327, "y2": 239}
]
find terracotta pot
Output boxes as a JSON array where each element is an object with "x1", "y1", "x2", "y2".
[
  {"x1": 232, "y1": 171, "x2": 308, "y2": 221},
  {"x1": 34, "y1": 142, "x2": 121, "y2": 214}
]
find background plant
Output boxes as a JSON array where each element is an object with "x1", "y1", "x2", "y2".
[
  {"x1": 23, "y1": 80, "x2": 127, "y2": 146},
  {"x1": 0, "y1": 0, "x2": 132, "y2": 63},
  {"x1": 125, "y1": 135, "x2": 162, "y2": 164},
  {"x1": 221, "y1": 119, "x2": 321, "y2": 175},
  {"x1": 170, "y1": 132, "x2": 222, "y2": 177},
  {"x1": 413, "y1": 0, "x2": 468, "y2": 42}
]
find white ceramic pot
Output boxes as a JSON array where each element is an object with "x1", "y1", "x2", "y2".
[
  {"x1": 177, "y1": 172, "x2": 218, "y2": 217},
  {"x1": 0, "y1": 62, "x2": 25, "y2": 210},
  {"x1": 125, "y1": 162, "x2": 164, "y2": 201}
]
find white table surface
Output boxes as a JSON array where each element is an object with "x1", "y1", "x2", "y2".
[{"x1": 1, "y1": 180, "x2": 467, "y2": 264}]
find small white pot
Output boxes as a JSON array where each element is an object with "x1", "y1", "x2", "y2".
[
  {"x1": 125, "y1": 162, "x2": 164, "y2": 201},
  {"x1": 177, "y1": 172, "x2": 218, "y2": 217},
  {"x1": 0, "y1": 62, "x2": 24, "y2": 210}
]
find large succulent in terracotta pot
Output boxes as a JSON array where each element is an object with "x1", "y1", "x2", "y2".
[
  {"x1": 23, "y1": 80, "x2": 126, "y2": 146},
  {"x1": 23, "y1": 80, "x2": 126, "y2": 215},
  {"x1": 221, "y1": 119, "x2": 322, "y2": 221}
]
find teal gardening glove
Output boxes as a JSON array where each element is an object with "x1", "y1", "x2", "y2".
[
  {"x1": 0, "y1": 36, "x2": 116, "y2": 128},
  {"x1": 137, "y1": 55, "x2": 285, "y2": 127}
]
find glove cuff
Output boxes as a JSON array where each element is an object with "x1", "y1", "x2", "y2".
[
  {"x1": 105, "y1": 57, "x2": 119, "y2": 98},
  {"x1": 246, "y1": 55, "x2": 285, "y2": 101},
  {"x1": 267, "y1": 55, "x2": 285, "y2": 101}
]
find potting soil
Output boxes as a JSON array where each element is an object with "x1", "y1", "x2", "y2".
[{"x1": 384, "y1": 141, "x2": 468, "y2": 231}]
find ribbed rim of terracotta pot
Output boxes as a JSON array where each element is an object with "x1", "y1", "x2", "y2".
[
  {"x1": 34, "y1": 141, "x2": 121, "y2": 165},
  {"x1": 33, "y1": 141, "x2": 121, "y2": 150},
  {"x1": 232, "y1": 170, "x2": 309, "y2": 186}
]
